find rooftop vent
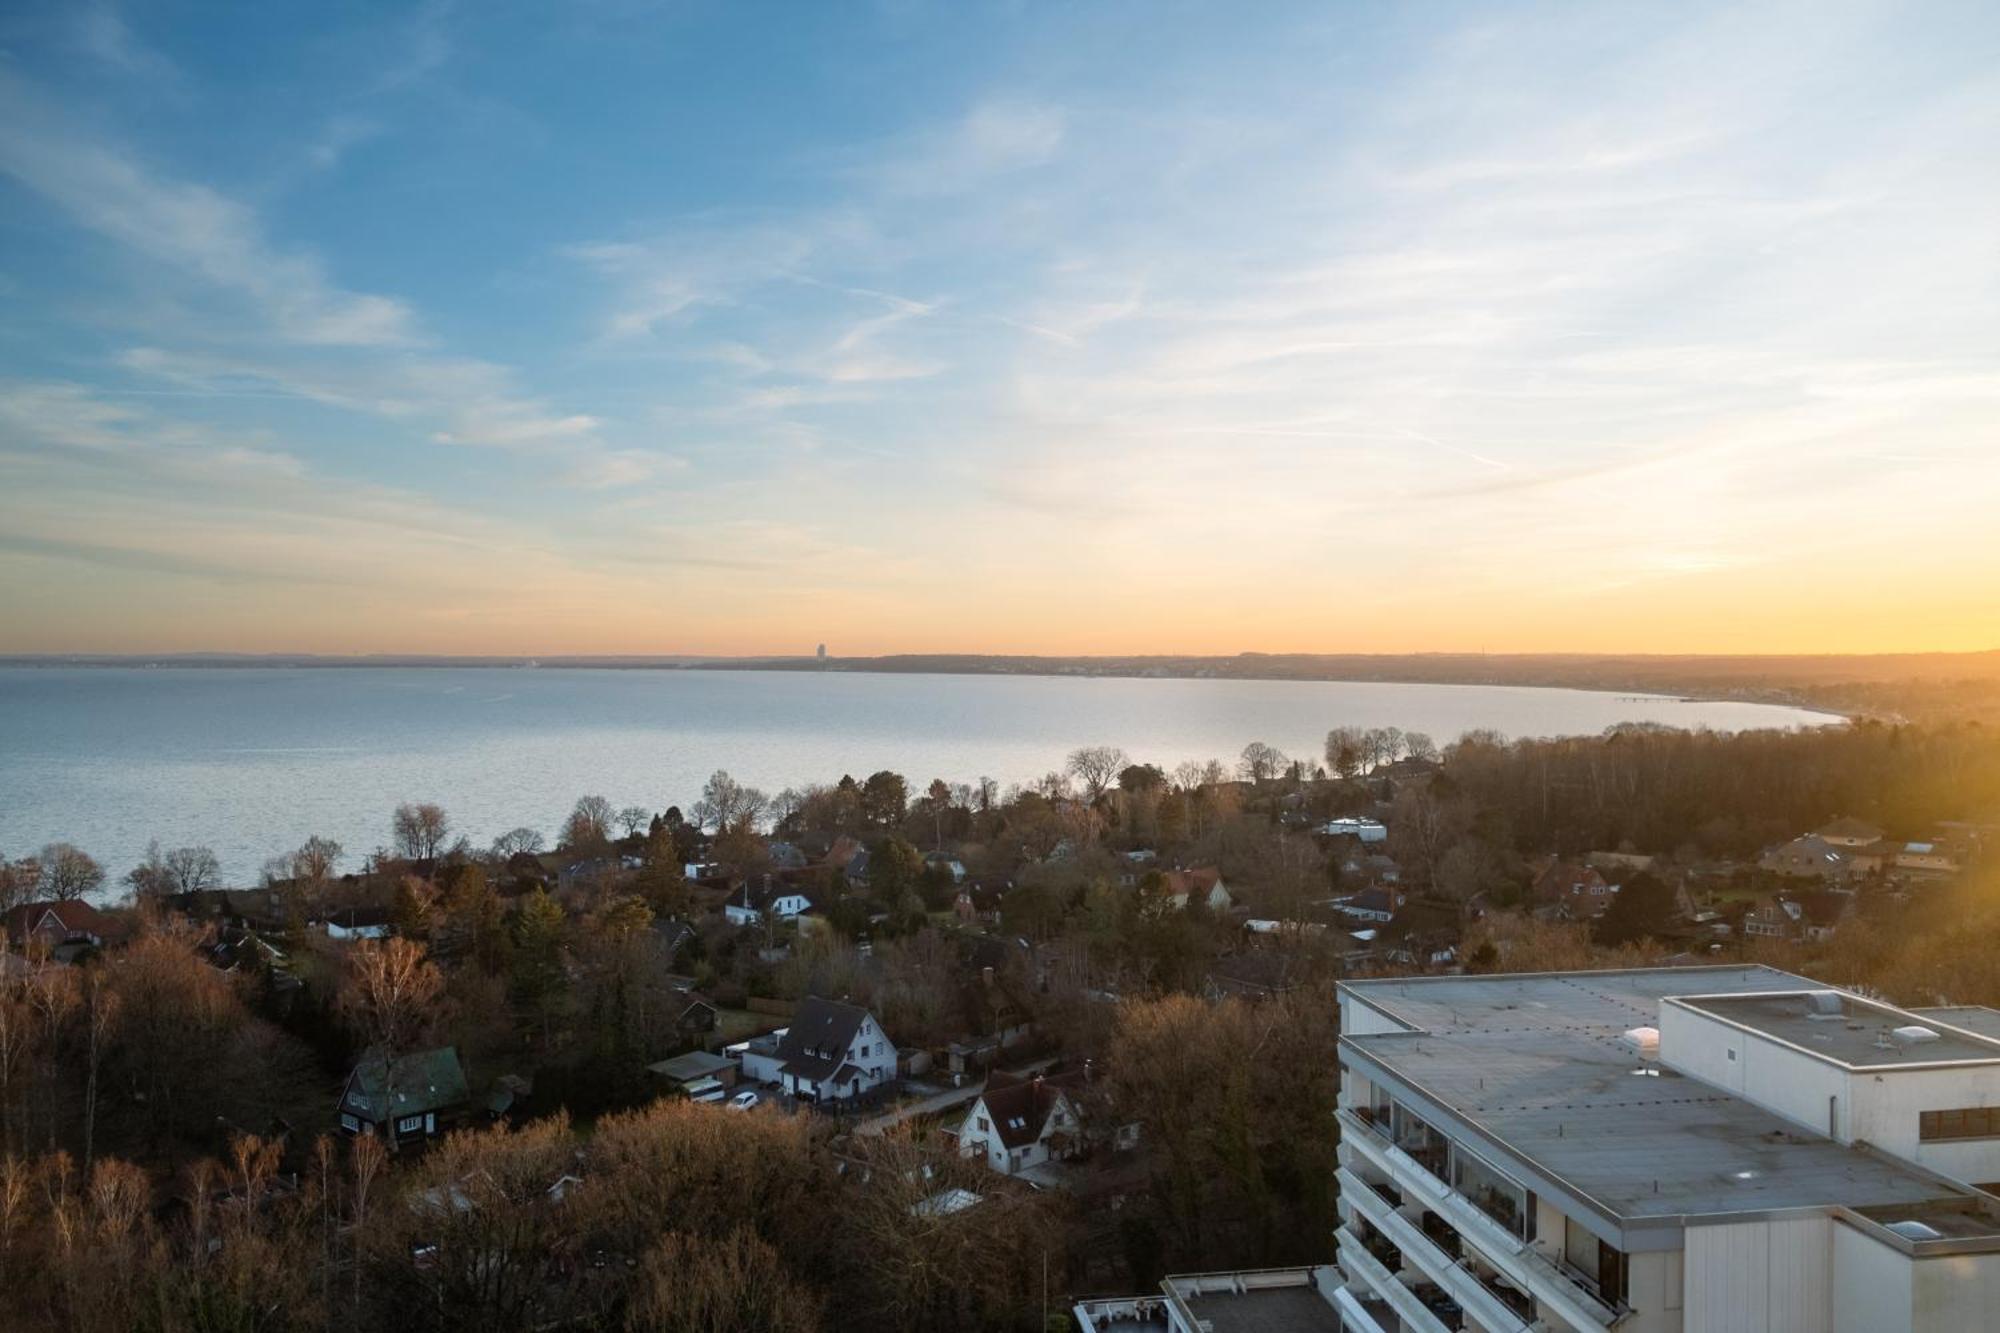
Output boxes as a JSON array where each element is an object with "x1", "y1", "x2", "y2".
[
  {"x1": 1804, "y1": 991, "x2": 1844, "y2": 1019},
  {"x1": 1892, "y1": 1025, "x2": 1942, "y2": 1048},
  {"x1": 1886, "y1": 1219, "x2": 1944, "y2": 1242},
  {"x1": 1620, "y1": 1026, "x2": 1661, "y2": 1061}
]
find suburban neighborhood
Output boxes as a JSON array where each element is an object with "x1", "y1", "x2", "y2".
[{"x1": 0, "y1": 720, "x2": 1996, "y2": 1330}]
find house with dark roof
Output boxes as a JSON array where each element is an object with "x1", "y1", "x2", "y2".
[
  {"x1": 338, "y1": 1046, "x2": 469, "y2": 1151},
  {"x1": 954, "y1": 1069, "x2": 1088, "y2": 1176},
  {"x1": 652, "y1": 917, "x2": 695, "y2": 959},
  {"x1": 669, "y1": 980, "x2": 719, "y2": 1037},
  {"x1": 316, "y1": 905, "x2": 393, "y2": 940},
  {"x1": 1761, "y1": 834, "x2": 1854, "y2": 881},
  {"x1": 773, "y1": 996, "x2": 896, "y2": 1102},
  {"x1": 1530, "y1": 858, "x2": 1618, "y2": 917},
  {"x1": 1333, "y1": 886, "x2": 1400, "y2": 923}
]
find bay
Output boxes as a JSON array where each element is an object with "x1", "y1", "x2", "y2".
[{"x1": 0, "y1": 667, "x2": 1834, "y2": 885}]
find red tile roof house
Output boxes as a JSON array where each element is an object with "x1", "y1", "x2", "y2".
[
  {"x1": 2, "y1": 900, "x2": 128, "y2": 955},
  {"x1": 952, "y1": 1069, "x2": 1088, "y2": 1177},
  {"x1": 1157, "y1": 867, "x2": 1232, "y2": 912}
]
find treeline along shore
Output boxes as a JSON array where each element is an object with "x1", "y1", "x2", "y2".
[{"x1": 9, "y1": 648, "x2": 2000, "y2": 723}]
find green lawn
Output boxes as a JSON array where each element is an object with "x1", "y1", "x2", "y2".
[{"x1": 714, "y1": 1007, "x2": 787, "y2": 1045}]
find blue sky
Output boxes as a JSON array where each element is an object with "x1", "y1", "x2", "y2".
[{"x1": 3, "y1": 1, "x2": 1998, "y2": 655}]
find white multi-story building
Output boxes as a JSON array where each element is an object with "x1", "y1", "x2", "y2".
[{"x1": 1330, "y1": 965, "x2": 2000, "y2": 1333}]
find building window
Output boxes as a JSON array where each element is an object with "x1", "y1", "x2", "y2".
[
  {"x1": 339, "y1": 1113, "x2": 361, "y2": 1133},
  {"x1": 1920, "y1": 1107, "x2": 2000, "y2": 1141},
  {"x1": 1391, "y1": 1102, "x2": 1448, "y2": 1176},
  {"x1": 397, "y1": 1114, "x2": 426, "y2": 1135},
  {"x1": 1450, "y1": 1143, "x2": 1532, "y2": 1242}
]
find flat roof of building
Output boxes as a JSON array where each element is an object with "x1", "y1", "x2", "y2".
[
  {"x1": 1343, "y1": 964, "x2": 1815, "y2": 1036},
  {"x1": 1913, "y1": 1005, "x2": 2000, "y2": 1040},
  {"x1": 1340, "y1": 966, "x2": 1994, "y2": 1229},
  {"x1": 1075, "y1": 1270, "x2": 1343, "y2": 1333},
  {"x1": 1672, "y1": 991, "x2": 2000, "y2": 1069},
  {"x1": 1176, "y1": 1286, "x2": 1342, "y2": 1333},
  {"x1": 1164, "y1": 1275, "x2": 1344, "y2": 1333}
]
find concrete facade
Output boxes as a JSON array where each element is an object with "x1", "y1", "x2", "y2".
[{"x1": 1331, "y1": 967, "x2": 2000, "y2": 1333}]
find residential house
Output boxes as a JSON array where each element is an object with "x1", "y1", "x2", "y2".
[
  {"x1": 1896, "y1": 842, "x2": 1959, "y2": 878},
  {"x1": 1333, "y1": 887, "x2": 1400, "y2": 924},
  {"x1": 767, "y1": 841, "x2": 809, "y2": 871},
  {"x1": 652, "y1": 917, "x2": 695, "y2": 960},
  {"x1": 2, "y1": 900, "x2": 127, "y2": 956},
  {"x1": 773, "y1": 996, "x2": 897, "y2": 1102},
  {"x1": 667, "y1": 980, "x2": 719, "y2": 1037},
  {"x1": 823, "y1": 836, "x2": 869, "y2": 884},
  {"x1": 954, "y1": 1069, "x2": 1088, "y2": 1176},
  {"x1": 164, "y1": 887, "x2": 290, "y2": 933},
  {"x1": 1319, "y1": 816, "x2": 1389, "y2": 843},
  {"x1": 1761, "y1": 834, "x2": 1853, "y2": 881},
  {"x1": 1742, "y1": 897, "x2": 1804, "y2": 940},
  {"x1": 723, "y1": 877, "x2": 816, "y2": 926},
  {"x1": 1360, "y1": 852, "x2": 1402, "y2": 885},
  {"x1": 1792, "y1": 889, "x2": 1854, "y2": 942},
  {"x1": 1530, "y1": 858, "x2": 1619, "y2": 917},
  {"x1": 1157, "y1": 867, "x2": 1232, "y2": 912},
  {"x1": 318, "y1": 906, "x2": 392, "y2": 940},
  {"x1": 338, "y1": 1046, "x2": 469, "y2": 1150}
]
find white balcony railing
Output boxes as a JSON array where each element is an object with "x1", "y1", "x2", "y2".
[
  {"x1": 1339, "y1": 1166, "x2": 1538, "y2": 1333},
  {"x1": 1329, "y1": 1282, "x2": 1395, "y2": 1333},
  {"x1": 1338, "y1": 1228, "x2": 1455, "y2": 1333},
  {"x1": 1337, "y1": 1105, "x2": 1624, "y2": 1330}
]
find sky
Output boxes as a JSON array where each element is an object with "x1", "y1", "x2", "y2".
[{"x1": 1, "y1": 2, "x2": 1998, "y2": 658}]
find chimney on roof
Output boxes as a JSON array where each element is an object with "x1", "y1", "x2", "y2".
[{"x1": 982, "y1": 966, "x2": 995, "y2": 986}]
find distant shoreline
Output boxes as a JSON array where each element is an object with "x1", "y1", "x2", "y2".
[{"x1": 0, "y1": 650, "x2": 1930, "y2": 723}]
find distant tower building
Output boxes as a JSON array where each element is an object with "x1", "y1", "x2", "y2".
[{"x1": 816, "y1": 643, "x2": 827, "y2": 660}]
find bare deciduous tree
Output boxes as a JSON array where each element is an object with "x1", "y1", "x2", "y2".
[
  {"x1": 615, "y1": 805, "x2": 651, "y2": 839},
  {"x1": 693, "y1": 771, "x2": 769, "y2": 835},
  {"x1": 337, "y1": 937, "x2": 445, "y2": 1065},
  {"x1": 627, "y1": 1227, "x2": 822, "y2": 1332},
  {"x1": 1065, "y1": 746, "x2": 1129, "y2": 803},
  {"x1": 1237, "y1": 742, "x2": 1286, "y2": 784},
  {"x1": 562, "y1": 795, "x2": 615, "y2": 849},
  {"x1": 491, "y1": 826, "x2": 545, "y2": 858},
  {"x1": 290, "y1": 836, "x2": 343, "y2": 885},
  {"x1": 1323, "y1": 726, "x2": 1365, "y2": 778},
  {"x1": 37, "y1": 844, "x2": 103, "y2": 901},
  {"x1": 391, "y1": 802, "x2": 450, "y2": 861}
]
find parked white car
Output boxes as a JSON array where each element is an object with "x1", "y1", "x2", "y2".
[{"x1": 726, "y1": 1089, "x2": 761, "y2": 1112}]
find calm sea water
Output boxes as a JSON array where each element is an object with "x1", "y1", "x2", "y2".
[{"x1": 0, "y1": 667, "x2": 1833, "y2": 885}]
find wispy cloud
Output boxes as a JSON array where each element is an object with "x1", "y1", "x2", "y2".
[
  {"x1": 71, "y1": 2, "x2": 179, "y2": 82},
  {"x1": 4, "y1": 3, "x2": 1999, "y2": 653},
  {"x1": 0, "y1": 75, "x2": 418, "y2": 347}
]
